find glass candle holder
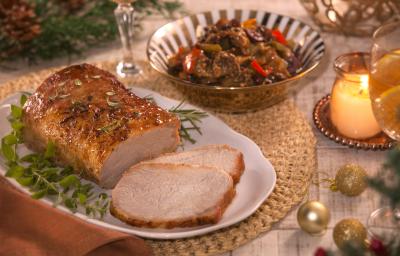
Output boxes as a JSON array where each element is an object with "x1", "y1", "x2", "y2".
[{"x1": 330, "y1": 52, "x2": 381, "y2": 139}]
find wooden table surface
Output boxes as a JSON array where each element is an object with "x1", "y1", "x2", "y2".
[{"x1": 0, "y1": 0, "x2": 387, "y2": 255}]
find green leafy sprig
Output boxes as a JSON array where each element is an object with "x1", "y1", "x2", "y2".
[
  {"x1": 143, "y1": 95, "x2": 208, "y2": 144},
  {"x1": 1, "y1": 95, "x2": 109, "y2": 218},
  {"x1": 0, "y1": 0, "x2": 183, "y2": 64},
  {"x1": 169, "y1": 101, "x2": 208, "y2": 144}
]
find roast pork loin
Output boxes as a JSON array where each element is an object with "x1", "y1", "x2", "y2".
[
  {"x1": 111, "y1": 162, "x2": 235, "y2": 228},
  {"x1": 22, "y1": 63, "x2": 180, "y2": 188},
  {"x1": 146, "y1": 144, "x2": 245, "y2": 183}
]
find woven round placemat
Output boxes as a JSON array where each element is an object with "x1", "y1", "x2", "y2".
[{"x1": 0, "y1": 61, "x2": 316, "y2": 256}]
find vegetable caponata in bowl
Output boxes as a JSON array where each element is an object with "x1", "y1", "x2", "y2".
[{"x1": 168, "y1": 18, "x2": 302, "y2": 87}]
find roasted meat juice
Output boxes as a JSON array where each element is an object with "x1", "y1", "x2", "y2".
[{"x1": 369, "y1": 50, "x2": 400, "y2": 140}]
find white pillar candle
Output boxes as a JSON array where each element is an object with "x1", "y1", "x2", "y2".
[{"x1": 330, "y1": 74, "x2": 381, "y2": 139}]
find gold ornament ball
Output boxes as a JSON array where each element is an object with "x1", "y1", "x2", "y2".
[
  {"x1": 335, "y1": 164, "x2": 367, "y2": 196},
  {"x1": 333, "y1": 218, "x2": 367, "y2": 249},
  {"x1": 297, "y1": 201, "x2": 330, "y2": 236}
]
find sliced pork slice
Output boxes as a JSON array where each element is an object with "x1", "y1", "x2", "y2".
[
  {"x1": 111, "y1": 163, "x2": 235, "y2": 228},
  {"x1": 146, "y1": 144, "x2": 245, "y2": 183},
  {"x1": 22, "y1": 64, "x2": 180, "y2": 188}
]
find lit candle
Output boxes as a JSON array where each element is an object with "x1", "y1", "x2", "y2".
[{"x1": 330, "y1": 53, "x2": 381, "y2": 139}]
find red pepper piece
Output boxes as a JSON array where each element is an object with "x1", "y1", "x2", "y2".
[
  {"x1": 272, "y1": 29, "x2": 287, "y2": 45},
  {"x1": 183, "y1": 48, "x2": 202, "y2": 74},
  {"x1": 251, "y1": 59, "x2": 269, "y2": 77},
  {"x1": 178, "y1": 46, "x2": 185, "y2": 56}
]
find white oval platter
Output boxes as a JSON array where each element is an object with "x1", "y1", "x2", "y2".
[{"x1": 0, "y1": 87, "x2": 276, "y2": 240}]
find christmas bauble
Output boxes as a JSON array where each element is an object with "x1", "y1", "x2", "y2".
[
  {"x1": 314, "y1": 247, "x2": 328, "y2": 256},
  {"x1": 369, "y1": 238, "x2": 388, "y2": 256},
  {"x1": 333, "y1": 218, "x2": 367, "y2": 249},
  {"x1": 335, "y1": 164, "x2": 367, "y2": 196},
  {"x1": 297, "y1": 201, "x2": 330, "y2": 236}
]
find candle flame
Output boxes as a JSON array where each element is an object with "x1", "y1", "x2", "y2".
[
  {"x1": 361, "y1": 75, "x2": 369, "y2": 90},
  {"x1": 358, "y1": 75, "x2": 369, "y2": 96}
]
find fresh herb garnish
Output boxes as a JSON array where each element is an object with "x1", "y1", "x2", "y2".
[
  {"x1": 49, "y1": 92, "x2": 71, "y2": 101},
  {"x1": 49, "y1": 95, "x2": 57, "y2": 101},
  {"x1": 169, "y1": 101, "x2": 208, "y2": 144},
  {"x1": 74, "y1": 79, "x2": 82, "y2": 87},
  {"x1": 70, "y1": 101, "x2": 88, "y2": 113},
  {"x1": 142, "y1": 96, "x2": 207, "y2": 144},
  {"x1": 106, "y1": 97, "x2": 120, "y2": 108},
  {"x1": 1, "y1": 95, "x2": 109, "y2": 218},
  {"x1": 58, "y1": 94, "x2": 70, "y2": 99},
  {"x1": 20, "y1": 94, "x2": 28, "y2": 106},
  {"x1": 143, "y1": 94, "x2": 156, "y2": 104},
  {"x1": 96, "y1": 120, "x2": 122, "y2": 134}
]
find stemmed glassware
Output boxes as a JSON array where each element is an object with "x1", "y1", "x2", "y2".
[
  {"x1": 367, "y1": 21, "x2": 400, "y2": 241},
  {"x1": 113, "y1": 0, "x2": 142, "y2": 78}
]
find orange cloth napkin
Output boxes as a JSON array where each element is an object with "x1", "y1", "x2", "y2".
[{"x1": 0, "y1": 177, "x2": 153, "y2": 256}]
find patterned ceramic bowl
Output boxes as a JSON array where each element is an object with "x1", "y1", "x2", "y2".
[{"x1": 147, "y1": 9, "x2": 325, "y2": 112}]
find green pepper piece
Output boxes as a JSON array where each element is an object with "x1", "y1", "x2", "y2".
[
  {"x1": 199, "y1": 43, "x2": 222, "y2": 53},
  {"x1": 271, "y1": 41, "x2": 292, "y2": 59},
  {"x1": 286, "y1": 39, "x2": 296, "y2": 50}
]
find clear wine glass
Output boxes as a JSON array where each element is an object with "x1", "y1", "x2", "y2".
[
  {"x1": 113, "y1": 0, "x2": 142, "y2": 78},
  {"x1": 367, "y1": 21, "x2": 400, "y2": 241}
]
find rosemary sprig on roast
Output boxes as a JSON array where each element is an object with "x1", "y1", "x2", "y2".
[
  {"x1": 143, "y1": 95, "x2": 208, "y2": 144},
  {"x1": 106, "y1": 95, "x2": 120, "y2": 108},
  {"x1": 96, "y1": 120, "x2": 123, "y2": 134},
  {"x1": 143, "y1": 94, "x2": 156, "y2": 104},
  {"x1": 74, "y1": 79, "x2": 82, "y2": 87},
  {"x1": 1, "y1": 94, "x2": 109, "y2": 218},
  {"x1": 49, "y1": 91, "x2": 71, "y2": 101},
  {"x1": 169, "y1": 101, "x2": 208, "y2": 144}
]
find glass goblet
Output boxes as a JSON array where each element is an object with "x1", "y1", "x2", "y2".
[
  {"x1": 113, "y1": 0, "x2": 142, "y2": 78},
  {"x1": 367, "y1": 20, "x2": 400, "y2": 242}
]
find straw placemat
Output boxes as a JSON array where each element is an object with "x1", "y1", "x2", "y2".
[{"x1": 0, "y1": 61, "x2": 316, "y2": 256}]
